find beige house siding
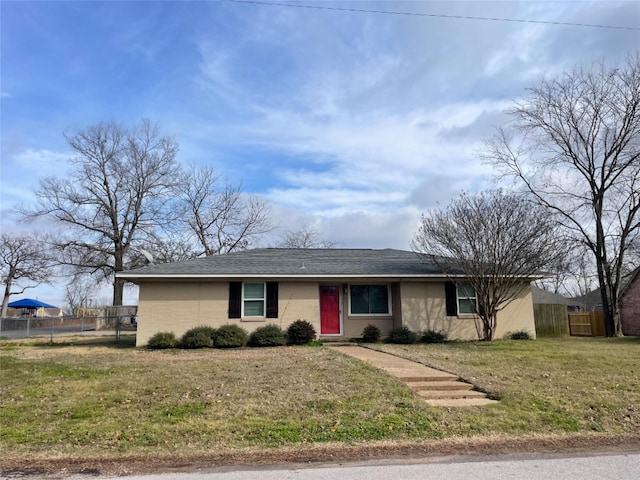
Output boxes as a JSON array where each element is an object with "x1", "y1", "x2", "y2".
[
  {"x1": 136, "y1": 279, "x2": 536, "y2": 346},
  {"x1": 136, "y1": 281, "x2": 321, "y2": 346},
  {"x1": 496, "y1": 285, "x2": 536, "y2": 339},
  {"x1": 342, "y1": 315, "x2": 394, "y2": 338},
  {"x1": 276, "y1": 282, "x2": 320, "y2": 331},
  {"x1": 398, "y1": 282, "x2": 535, "y2": 341}
]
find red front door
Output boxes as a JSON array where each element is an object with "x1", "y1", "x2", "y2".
[{"x1": 320, "y1": 285, "x2": 341, "y2": 335}]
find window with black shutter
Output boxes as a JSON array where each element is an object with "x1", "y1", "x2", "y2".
[
  {"x1": 229, "y1": 281, "x2": 279, "y2": 319},
  {"x1": 266, "y1": 282, "x2": 278, "y2": 318},
  {"x1": 445, "y1": 281, "x2": 478, "y2": 316},
  {"x1": 445, "y1": 281, "x2": 458, "y2": 316},
  {"x1": 228, "y1": 282, "x2": 242, "y2": 318}
]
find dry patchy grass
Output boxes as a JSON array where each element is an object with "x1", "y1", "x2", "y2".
[
  {"x1": 1, "y1": 339, "x2": 436, "y2": 462},
  {"x1": 1, "y1": 336, "x2": 639, "y2": 470},
  {"x1": 371, "y1": 337, "x2": 640, "y2": 435}
]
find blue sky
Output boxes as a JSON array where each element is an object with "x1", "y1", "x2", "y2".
[{"x1": 1, "y1": 0, "x2": 639, "y2": 306}]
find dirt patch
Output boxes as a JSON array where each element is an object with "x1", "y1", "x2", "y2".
[{"x1": 2, "y1": 433, "x2": 639, "y2": 478}]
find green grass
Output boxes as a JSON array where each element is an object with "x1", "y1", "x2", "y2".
[
  {"x1": 1, "y1": 336, "x2": 639, "y2": 463},
  {"x1": 370, "y1": 337, "x2": 640, "y2": 435}
]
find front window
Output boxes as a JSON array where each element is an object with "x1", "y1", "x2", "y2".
[
  {"x1": 457, "y1": 283, "x2": 477, "y2": 314},
  {"x1": 243, "y1": 282, "x2": 265, "y2": 317},
  {"x1": 350, "y1": 285, "x2": 390, "y2": 315}
]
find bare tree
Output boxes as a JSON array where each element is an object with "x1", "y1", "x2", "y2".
[
  {"x1": 23, "y1": 119, "x2": 180, "y2": 305},
  {"x1": 278, "y1": 221, "x2": 337, "y2": 248},
  {"x1": 64, "y1": 274, "x2": 99, "y2": 315},
  {"x1": 1, "y1": 233, "x2": 54, "y2": 317},
  {"x1": 412, "y1": 191, "x2": 564, "y2": 341},
  {"x1": 136, "y1": 233, "x2": 198, "y2": 264},
  {"x1": 178, "y1": 164, "x2": 271, "y2": 256},
  {"x1": 565, "y1": 252, "x2": 599, "y2": 303},
  {"x1": 534, "y1": 245, "x2": 593, "y2": 297},
  {"x1": 484, "y1": 54, "x2": 640, "y2": 336}
]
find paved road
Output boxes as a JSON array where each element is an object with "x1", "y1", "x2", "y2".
[{"x1": 98, "y1": 452, "x2": 640, "y2": 480}]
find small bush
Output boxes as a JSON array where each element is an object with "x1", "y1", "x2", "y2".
[
  {"x1": 248, "y1": 324, "x2": 286, "y2": 347},
  {"x1": 421, "y1": 329, "x2": 448, "y2": 344},
  {"x1": 287, "y1": 319, "x2": 316, "y2": 345},
  {"x1": 387, "y1": 326, "x2": 418, "y2": 344},
  {"x1": 213, "y1": 324, "x2": 248, "y2": 348},
  {"x1": 362, "y1": 324, "x2": 381, "y2": 343},
  {"x1": 180, "y1": 326, "x2": 217, "y2": 349},
  {"x1": 147, "y1": 332, "x2": 177, "y2": 349},
  {"x1": 509, "y1": 330, "x2": 533, "y2": 340}
]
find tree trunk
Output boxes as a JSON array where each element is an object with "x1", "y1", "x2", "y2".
[
  {"x1": 1, "y1": 281, "x2": 11, "y2": 318},
  {"x1": 599, "y1": 281, "x2": 622, "y2": 337},
  {"x1": 612, "y1": 308, "x2": 623, "y2": 337},
  {"x1": 603, "y1": 307, "x2": 616, "y2": 337},
  {"x1": 113, "y1": 243, "x2": 125, "y2": 306},
  {"x1": 479, "y1": 313, "x2": 495, "y2": 341},
  {"x1": 112, "y1": 276, "x2": 125, "y2": 306}
]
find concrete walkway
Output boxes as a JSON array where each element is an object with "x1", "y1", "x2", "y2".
[{"x1": 327, "y1": 345, "x2": 497, "y2": 407}]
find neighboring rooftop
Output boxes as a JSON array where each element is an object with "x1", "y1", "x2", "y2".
[{"x1": 531, "y1": 286, "x2": 578, "y2": 306}]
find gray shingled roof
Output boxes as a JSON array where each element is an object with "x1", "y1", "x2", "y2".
[
  {"x1": 531, "y1": 286, "x2": 577, "y2": 305},
  {"x1": 117, "y1": 248, "x2": 458, "y2": 281}
]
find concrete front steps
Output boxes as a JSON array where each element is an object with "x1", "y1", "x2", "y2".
[{"x1": 328, "y1": 345, "x2": 497, "y2": 407}]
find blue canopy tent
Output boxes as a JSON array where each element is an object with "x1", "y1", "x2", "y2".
[
  {"x1": 8, "y1": 298, "x2": 58, "y2": 316},
  {"x1": 8, "y1": 298, "x2": 57, "y2": 309}
]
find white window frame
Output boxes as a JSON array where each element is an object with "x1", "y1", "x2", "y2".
[
  {"x1": 348, "y1": 284, "x2": 392, "y2": 316},
  {"x1": 456, "y1": 282, "x2": 478, "y2": 315},
  {"x1": 242, "y1": 282, "x2": 266, "y2": 318}
]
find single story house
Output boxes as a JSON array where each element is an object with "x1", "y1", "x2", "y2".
[{"x1": 117, "y1": 248, "x2": 537, "y2": 347}]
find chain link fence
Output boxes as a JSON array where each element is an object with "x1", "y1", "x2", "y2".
[{"x1": 0, "y1": 306, "x2": 138, "y2": 342}]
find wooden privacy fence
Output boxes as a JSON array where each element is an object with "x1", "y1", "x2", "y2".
[
  {"x1": 533, "y1": 304, "x2": 570, "y2": 338},
  {"x1": 568, "y1": 311, "x2": 606, "y2": 337}
]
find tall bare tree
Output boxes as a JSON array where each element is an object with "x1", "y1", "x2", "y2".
[
  {"x1": 24, "y1": 119, "x2": 180, "y2": 305},
  {"x1": 1, "y1": 233, "x2": 54, "y2": 317},
  {"x1": 412, "y1": 191, "x2": 564, "y2": 341},
  {"x1": 178, "y1": 164, "x2": 271, "y2": 256},
  {"x1": 484, "y1": 54, "x2": 640, "y2": 336}
]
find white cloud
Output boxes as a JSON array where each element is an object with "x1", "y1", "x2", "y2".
[
  {"x1": 321, "y1": 208, "x2": 421, "y2": 250},
  {"x1": 190, "y1": 2, "x2": 535, "y2": 230},
  {"x1": 234, "y1": 99, "x2": 504, "y2": 215},
  {"x1": 13, "y1": 148, "x2": 70, "y2": 167},
  {"x1": 1, "y1": 149, "x2": 71, "y2": 212},
  {"x1": 264, "y1": 202, "x2": 421, "y2": 250}
]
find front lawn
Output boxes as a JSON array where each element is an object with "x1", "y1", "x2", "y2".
[
  {"x1": 371, "y1": 337, "x2": 640, "y2": 435},
  {"x1": 1, "y1": 337, "x2": 638, "y2": 470}
]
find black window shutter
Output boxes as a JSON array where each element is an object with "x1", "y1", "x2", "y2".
[
  {"x1": 229, "y1": 282, "x2": 242, "y2": 319},
  {"x1": 445, "y1": 281, "x2": 458, "y2": 317},
  {"x1": 266, "y1": 282, "x2": 279, "y2": 318}
]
